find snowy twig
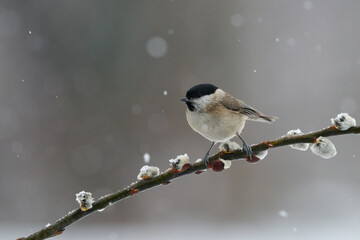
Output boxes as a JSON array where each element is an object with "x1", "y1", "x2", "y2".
[{"x1": 18, "y1": 125, "x2": 360, "y2": 240}]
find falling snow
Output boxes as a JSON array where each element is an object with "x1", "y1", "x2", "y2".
[
  {"x1": 278, "y1": 210, "x2": 288, "y2": 218},
  {"x1": 146, "y1": 37, "x2": 168, "y2": 58},
  {"x1": 230, "y1": 14, "x2": 244, "y2": 27},
  {"x1": 2, "y1": 2, "x2": 360, "y2": 236},
  {"x1": 143, "y1": 152, "x2": 150, "y2": 163}
]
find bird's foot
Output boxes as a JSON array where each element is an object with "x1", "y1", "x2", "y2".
[
  {"x1": 202, "y1": 142, "x2": 215, "y2": 168},
  {"x1": 243, "y1": 143, "x2": 261, "y2": 163},
  {"x1": 242, "y1": 142, "x2": 253, "y2": 157},
  {"x1": 202, "y1": 154, "x2": 210, "y2": 168}
]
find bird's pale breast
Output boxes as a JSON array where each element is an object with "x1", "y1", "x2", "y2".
[{"x1": 185, "y1": 108, "x2": 246, "y2": 142}]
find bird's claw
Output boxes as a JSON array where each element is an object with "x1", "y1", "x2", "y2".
[
  {"x1": 202, "y1": 154, "x2": 210, "y2": 168},
  {"x1": 242, "y1": 142, "x2": 254, "y2": 160}
]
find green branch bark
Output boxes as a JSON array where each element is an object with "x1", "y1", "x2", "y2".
[{"x1": 19, "y1": 125, "x2": 360, "y2": 240}]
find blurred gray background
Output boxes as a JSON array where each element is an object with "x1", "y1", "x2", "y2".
[{"x1": 1, "y1": 0, "x2": 360, "y2": 239}]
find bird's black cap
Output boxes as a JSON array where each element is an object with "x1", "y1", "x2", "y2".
[{"x1": 185, "y1": 83, "x2": 218, "y2": 100}]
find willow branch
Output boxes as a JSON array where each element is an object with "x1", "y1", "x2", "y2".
[{"x1": 19, "y1": 125, "x2": 360, "y2": 240}]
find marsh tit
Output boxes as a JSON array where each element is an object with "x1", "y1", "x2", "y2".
[{"x1": 181, "y1": 83, "x2": 276, "y2": 166}]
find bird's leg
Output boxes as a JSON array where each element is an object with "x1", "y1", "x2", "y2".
[
  {"x1": 237, "y1": 134, "x2": 254, "y2": 159},
  {"x1": 202, "y1": 142, "x2": 215, "y2": 168}
]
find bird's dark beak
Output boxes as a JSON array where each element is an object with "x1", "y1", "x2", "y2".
[{"x1": 180, "y1": 97, "x2": 188, "y2": 102}]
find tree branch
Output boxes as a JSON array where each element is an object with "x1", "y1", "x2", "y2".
[{"x1": 19, "y1": 125, "x2": 360, "y2": 240}]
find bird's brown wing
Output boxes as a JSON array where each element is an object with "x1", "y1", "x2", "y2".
[{"x1": 219, "y1": 93, "x2": 277, "y2": 123}]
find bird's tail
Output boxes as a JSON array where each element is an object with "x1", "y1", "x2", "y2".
[
  {"x1": 242, "y1": 106, "x2": 278, "y2": 123},
  {"x1": 258, "y1": 114, "x2": 278, "y2": 123}
]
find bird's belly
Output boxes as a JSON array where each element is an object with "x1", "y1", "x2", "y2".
[{"x1": 186, "y1": 111, "x2": 245, "y2": 142}]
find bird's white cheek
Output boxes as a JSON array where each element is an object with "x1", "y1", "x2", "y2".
[{"x1": 192, "y1": 95, "x2": 213, "y2": 111}]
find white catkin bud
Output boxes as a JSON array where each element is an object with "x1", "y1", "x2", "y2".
[
  {"x1": 286, "y1": 129, "x2": 309, "y2": 151},
  {"x1": 75, "y1": 191, "x2": 94, "y2": 211},
  {"x1": 219, "y1": 141, "x2": 241, "y2": 152},
  {"x1": 137, "y1": 165, "x2": 160, "y2": 180},
  {"x1": 169, "y1": 154, "x2": 190, "y2": 171},
  {"x1": 219, "y1": 159, "x2": 232, "y2": 169},
  {"x1": 331, "y1": 113, "x2": 356, "y2": 131},
  {"x1": 254, "y1": 150, "x2": 268, "y2": 160},
  {"x1": 310, "y1": 136, "x2": 337, "y2": 159}
]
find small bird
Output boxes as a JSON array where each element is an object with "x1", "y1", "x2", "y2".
[{"x1": 181, "y1": 83, "x2": 277, "y2": 166}]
